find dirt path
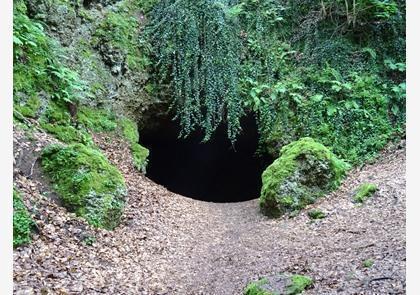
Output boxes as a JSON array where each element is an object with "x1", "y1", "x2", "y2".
[{"x1": 13, "y1": 130, "x2": 406, "y2": 294}]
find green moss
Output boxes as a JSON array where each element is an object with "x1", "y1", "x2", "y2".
[
  {"x1": 41, "y1": 144, "x2": 127, "y2": 229},
  {"x1": 118, "y1": 117, "x2": 149, "y2": 172},
  {"x1": 119, "y1": 117, "x2": 139, "y2": 143},
  {"x1": 307, "y1": 209, "x2": 326, "y2": 220},
  {"x1": 286, "y1": 275, "x2": 313, "y2": 295},
  {"x1": 14, "y1": 96, "x2": 42, "y2": 118},
  {"x1": 93, "y1": 7, "x2": 149, "y2": 72},
  {"x1": 41, "y1": 123, "x2": 93, "y2": 145},
  {"x1": 131, "y1": 143, "x2": 149, "y2": 173},
  {"x1": 353, "y1": 183, "x2": 378, "y2": 203},
  {"x1": 42, "y1": 100, "x2": 71, "y2": 124},
  {"x1": 260, "y1": 137, "x2": 349, "y2": 217},
  {"x1": 78, "y1": 106, "x2": 117, "y2": 132},
  {"x1": 13, "y1": 189, "x2": 34, "y2": 248},
  {"x1": 39, "y1": 101, "x2": 93, "y2": 144},
  {"x1": 362, "y1": 259, "x2": 374, "y2": 268},
  {"x1": 121, "y1": 0, "x2": 159, "y2": 13},
  {"x1": 244, "y1": 278, "x2": 273, "y2": 295}
]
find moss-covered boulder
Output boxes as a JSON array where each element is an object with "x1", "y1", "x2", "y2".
[
  {"x1": 260, "y1": 137, "x2": 349, "y2": 217},
  {"x1": 41, "y1": 143, "x2": 127, "y2": 229}
]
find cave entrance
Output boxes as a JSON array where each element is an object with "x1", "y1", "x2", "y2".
[{"x1": 139, "y1": 114, "x2": 272, "y2": 203}]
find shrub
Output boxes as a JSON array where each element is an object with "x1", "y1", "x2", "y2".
[
  {"x1": 41, "y1": 144, "x2": 127, "y2": 229},
  {"x1": 260, "y1": 137, "x2": 349, "y2": 217},
  {"x1": 353, "y1": 183, "x2": 378, "y2": 203},
  {"x1": 258, "y1": 68, "x2": 397, "y2": 164},
  {"x1": 13, "y1": 189, "x2": 34, "y2": 248}
]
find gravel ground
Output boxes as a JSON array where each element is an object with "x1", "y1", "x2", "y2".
[{"x1": 13, "y1": 127, "x2": 406, "y2": 294}]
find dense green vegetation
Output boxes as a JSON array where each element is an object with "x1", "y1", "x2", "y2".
[
  {"x1": 13, "y1": 0, "x2": 404, "y2": 231},
  {"x1": 13, "y1": 0, "x2": 149, "y2": 174},
  {"x1": 148, "y1": 0, "x2": 243, "y2": 142},
  {"x1": 14, "y1": 0, "x2": 405, "y2": 165},
  {"x1": 13, "y1": 2, "x2": 84, "y2": 111},
  {"x1": 13, "y1": 189, "x2": 34, "y2": 248},
  {"x1": 148, "y1": 0, "x2": 405, "y2": 164},
  {"x1": 41, "y1": 144, "x2": 127, "y2": 229},
  {"x1": 260, "y1": 137, "x2": 349, "y2": 217}
]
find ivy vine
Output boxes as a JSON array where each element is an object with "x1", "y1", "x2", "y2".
[{"x1": 147, "y1": 0, "x2": 243, "y2": 142}]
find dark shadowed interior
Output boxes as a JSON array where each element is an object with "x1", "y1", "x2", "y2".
[{"x1": 139, "y1": 114, "x2": 273, "y2": 203}]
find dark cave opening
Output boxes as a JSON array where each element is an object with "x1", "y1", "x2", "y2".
[{"x1": 139, "y1": 114, "x2": 273, "y2": 203}]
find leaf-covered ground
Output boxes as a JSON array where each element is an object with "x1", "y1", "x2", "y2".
[{"x1": 13, "y1": 127, "x2": 405, "y2": 294}]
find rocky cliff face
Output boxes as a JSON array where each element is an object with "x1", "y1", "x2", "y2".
[{"x1": 22, "y1": 0, "x2": 155, "y2": 122}]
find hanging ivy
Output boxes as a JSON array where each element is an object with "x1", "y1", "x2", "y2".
[{"x1": 147, "y1": 0, "x2": 243, "y2": 142}]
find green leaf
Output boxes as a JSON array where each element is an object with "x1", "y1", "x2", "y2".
[
  {"x1": 331, "y1": 85, "x2": 342, "y2": 92},
  {"x1": 13, "y1": 36, "x2": 23, "y2": 45},
  {"x1": 311, "y1": 94, "x2": 323, "y2": 102},
  {"x1": 391, "y1": 105, "x2": 399, "y2": 116},
  {"x1": 327, "y1": 105, "x2": 337, "y2": 116}
]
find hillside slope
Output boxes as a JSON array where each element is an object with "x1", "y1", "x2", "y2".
[{"x1": 14, "y1": 126, "x2": 405, "y2": 294}]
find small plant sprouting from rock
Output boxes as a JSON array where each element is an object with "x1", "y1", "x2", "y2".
[
  {"x1": 362, "y1": 259, "x2": 374, "y2": 268},
  {"x1": 82, "y1": 235, "x2": 96, "y2": 246},
  {"x1": 353, "y1": 183, "x2": 378, "y2": 203},
  {"x1": 307, "y1": 209, "x2": 326, "y2": 220}
]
